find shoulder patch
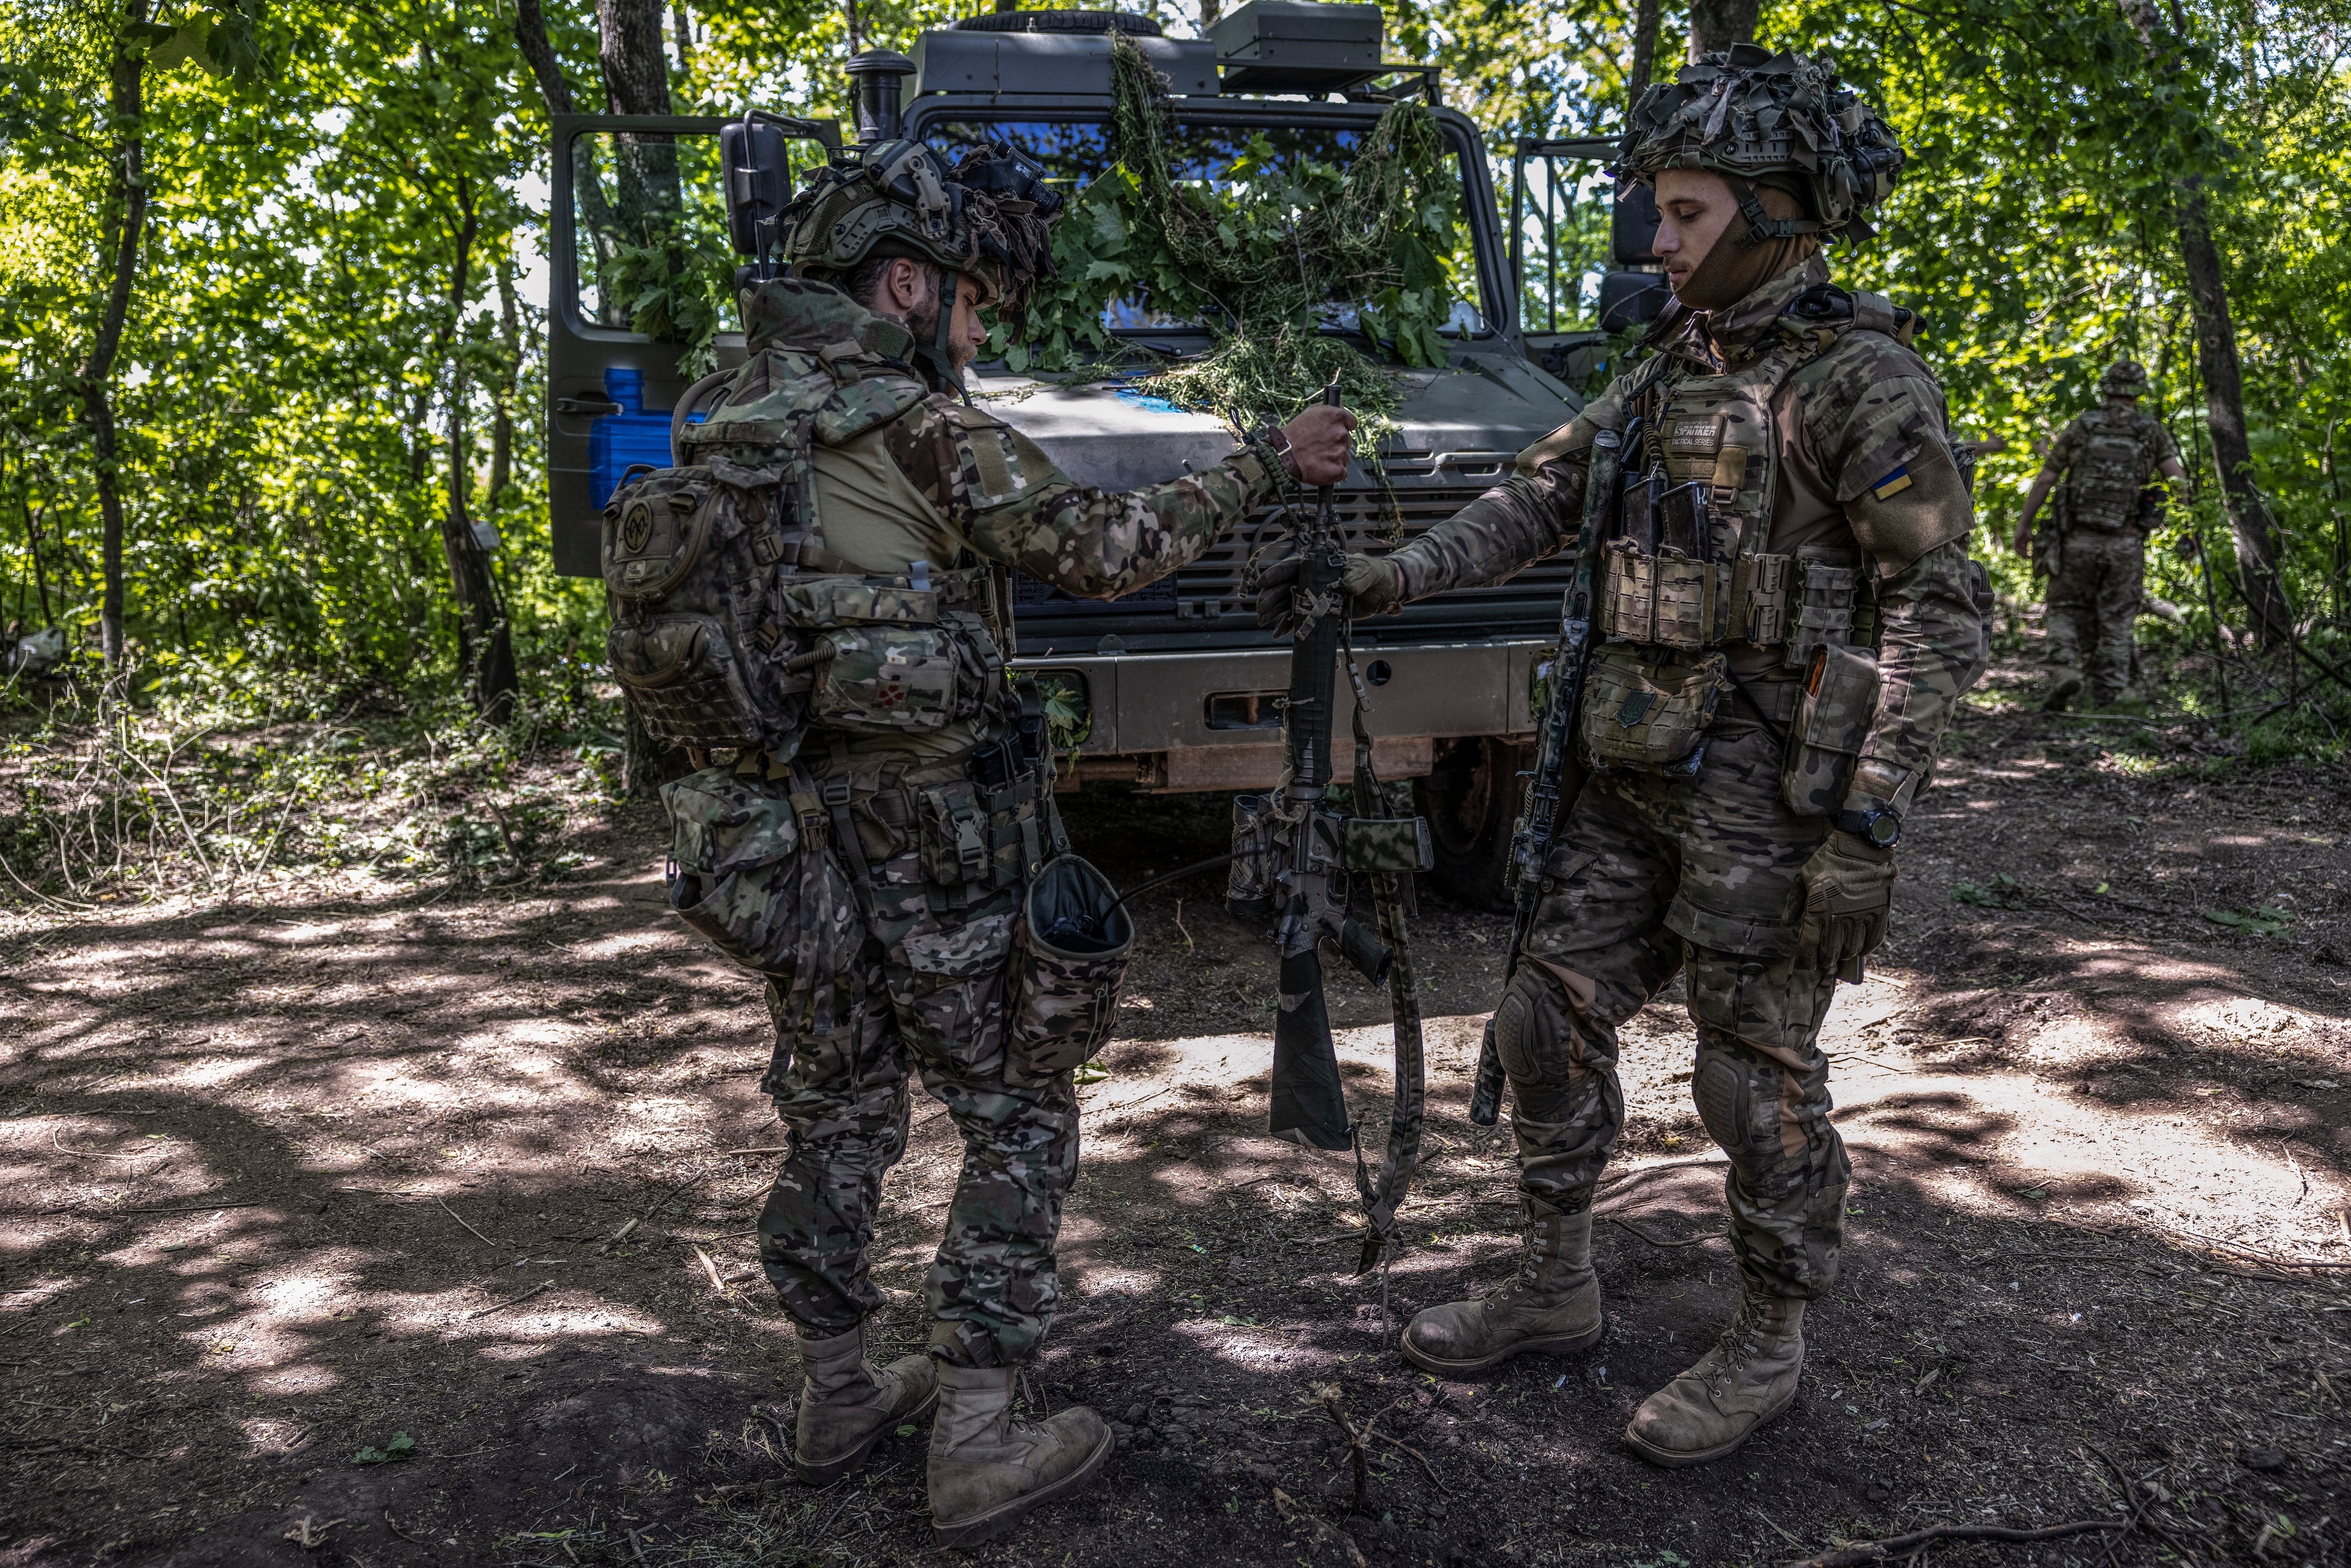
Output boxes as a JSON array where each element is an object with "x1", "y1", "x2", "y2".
[{"x1": 815, "y1": 376, "x2": 931, "y2": 446}]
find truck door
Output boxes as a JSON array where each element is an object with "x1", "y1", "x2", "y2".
[
  {"x1": 1508, "y1": 135, "x2": 1668, "y2": 394},
  {"x1": 544, "y1": 112, "x2": 838, "y2": 577}
]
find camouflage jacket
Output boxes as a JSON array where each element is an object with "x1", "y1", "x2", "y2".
[
  {"x1": 736, "y1": 279, "x2": 1280, "y2": 598},
  {"x1": 1387, "y1": 257, "x2": 1987, "y2": 819}
]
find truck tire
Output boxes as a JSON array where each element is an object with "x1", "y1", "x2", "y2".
[{"x1": 1416, "y1": 736, "x2": 1525, "y2": 912}]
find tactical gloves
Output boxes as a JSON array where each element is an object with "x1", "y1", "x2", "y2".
[
  {"x1": 1252, "y1": 551, "x2": 1406, "y2": 638},
  {"x1": 1793, "y1": 830, "x2": 1895, "y2": 973}
]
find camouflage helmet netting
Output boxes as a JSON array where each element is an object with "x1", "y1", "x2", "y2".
[
  {"x1": 2099, "y1": 359, "x2": 2149, "y2": 398},
  {"x1": 1611, "y1": 43, "x2": 1905, "y2": 244},
  {"x1": 774, "y1": 139, "x2": 1060, "y2": 329}
]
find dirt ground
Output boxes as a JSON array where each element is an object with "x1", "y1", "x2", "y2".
[{"x1": 4, "y1": 650, "x2": 2348, "y2": 1568}]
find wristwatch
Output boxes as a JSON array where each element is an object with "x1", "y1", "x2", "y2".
[{"x1": 1836, "y1": 806, "x2": 1903, "y2": 850}]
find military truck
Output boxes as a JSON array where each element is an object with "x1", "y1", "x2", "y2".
[{"x1": 545, "y1": 3, "x2": 1649, "y2": 904}]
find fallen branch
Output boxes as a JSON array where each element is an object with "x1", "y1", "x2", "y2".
[
  {"x1": 718, "y1": 1145, "x2": 790, "y2": 1157},
  {"x1": 1781, "y1": 1517, "x2": 2126, "y2": 1566},
  {"x1": 2158, "y1": 1222, "x2": 2351, "y2": 1271},
  {"x1": 467, "y1": 1281, "x2": 554, "y2": 1320},
  {"x1": 51, "y1": 1130, "x2": 167, "y2": 1161},
  {"x1": 692, "y1": 1244, "x2": 728, "y2": 1294},
  {"x1": 437, "y1": 1197, "x2": 499, "y2": 1248},
  {"x1": 600, "y1": 1173, "x2": 698, "y2": 1255},
  {"x1": 1367, "y1": 1430, "x2": 1452, "y2": 1494},
  {"x1": 1271, "y1": 1485, "x2": 1367, "y2": 1568},
  {"x1": 383, "y1": 1509, "x2": 425, "y2": 1544},
  {"x1": 1603, "y1": 1214, "x2": 1719, "y2": 1250},
  {"x1": 282, "y1": 1515, "x2": 346, "y2": 1549}
]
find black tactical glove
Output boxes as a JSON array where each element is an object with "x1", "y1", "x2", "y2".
[
  {"x1": 1793, "y1": 830, "x2": 1896, "y2": 974},
  {"x1": 1251, "y1": 550, "x2": 1406, "y2": 638}
]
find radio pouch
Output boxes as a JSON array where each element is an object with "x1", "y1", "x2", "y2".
[{"x1": 1780, "y1": 644, "x2": 1882, "y2": 817}]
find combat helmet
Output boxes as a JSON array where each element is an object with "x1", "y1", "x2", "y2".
[
  {"x1": 773, "y1": 139, "x2": 1063, "y2": 333},
  {"x1": 2098, "y1": 359, "x2": 2149, "y2": 400},
  {"x1": 1612, "y1": 43, "x2": 1905, "y2": 244}
]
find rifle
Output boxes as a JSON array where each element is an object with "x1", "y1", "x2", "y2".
[
  {"x1": 1233, "y1": 377, "x2": 1434, "y2": 1275},
  {"x1": 1468, "y1": 424, "x2": 1623, "y2": 1127}
]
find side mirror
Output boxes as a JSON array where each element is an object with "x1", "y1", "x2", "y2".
[
  {"x1": 721, "y1": 118, "x2": 796, "y2": 261},
  {"x1": 1598, "y1": 271, "x2": 1670, "y2": 331},
  {"x1": 1612, "y1": 183, "x2": 1660, "y2": 266}
]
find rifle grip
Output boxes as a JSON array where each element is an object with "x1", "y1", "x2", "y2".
[{"x1": 1468, "y1": 1014, "x2": 1506, "y2": 1127}]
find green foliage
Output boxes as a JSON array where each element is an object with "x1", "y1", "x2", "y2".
[
  {"x1": 352, "y1": 1431, "x2": 416, "y2": 1466},
  {"x1": 2203, "y1": 905, "x2": 2296, "y2": 937},
  {"x1": 1006, "y1": 35, "x2": 1464, "y2": 414}
]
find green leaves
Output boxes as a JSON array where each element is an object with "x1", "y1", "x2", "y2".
[
  {"x1": 2202, "y1": 906, "x2": 2296, "y2": 937},
  {"x1": 352, "y1": 1432, "x2": 416, "y2": 1465}
]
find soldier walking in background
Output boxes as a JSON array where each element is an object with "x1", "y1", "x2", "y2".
[
  {"x1": 1261, "y1": 46, "x2": 1988, "y2": 1468},
  {"x1": 2011, "y1": 360, "x2": 2189, "y2": 710},
  {"x1": 627, "y1": 141, "x2": 1352, "y2": 1542}
]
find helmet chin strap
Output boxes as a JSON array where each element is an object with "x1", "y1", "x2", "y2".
[{"x1": 915, "y1": 267, "x2": 972, "y2": 403}]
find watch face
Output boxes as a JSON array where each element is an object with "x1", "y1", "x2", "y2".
[{"x1": 1867, "y1": 813, "x2": 1900, "y2": 847}]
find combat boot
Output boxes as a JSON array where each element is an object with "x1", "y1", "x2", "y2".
[
  {"x1": 792, "y1": 1324, "x2": 939, "y2": 1484},
  {"x1": 2042, "y1": 667, "x2": 2084, "y2": 711},
  {"x1": 927, "y1": 1363, "x2": 1111, "y2": 1546},
  {"x1": 1400, "y1": 1197, "x2": 1600, "y2": 1375},
  {"x1": 1623, "y1": 1290, "x2": 1806, "y2": 1468}
]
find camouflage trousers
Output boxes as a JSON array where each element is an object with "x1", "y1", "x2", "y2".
[
  {"x1": 1501, "y1": 709, "x2": 1851, "y2": 1301},
  {"x1": 2043, "y1": 531, "x2": 2145, "y2": 699},
  {"x1": 755, "y1": 760, "x2": 1077, "y2": 1369}
]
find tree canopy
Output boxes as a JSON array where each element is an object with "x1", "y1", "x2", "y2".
[{"x1": 2, "y1": 0, "x2": 2346, "y2": 718}]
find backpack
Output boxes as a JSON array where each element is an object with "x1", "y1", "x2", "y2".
[{"x1": 600, "y1": 340, "x2": 1008, "y2": 762}]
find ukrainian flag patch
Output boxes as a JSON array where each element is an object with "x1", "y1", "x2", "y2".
[{"x1": 1870, "y1": 465, "x2": 1914, "y2": 501}]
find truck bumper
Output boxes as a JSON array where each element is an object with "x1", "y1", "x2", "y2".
[{"x1": 1014, "y1": 638, "x2": 1548, "y2": 793}]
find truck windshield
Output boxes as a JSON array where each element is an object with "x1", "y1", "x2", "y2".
[{"x1": 925, "y1": 116, "x2": 1489, "y2": 349}]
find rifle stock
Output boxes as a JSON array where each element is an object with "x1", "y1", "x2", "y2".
[{"x1": 1468, "y1": 424, "x2": 1623, "y2": 1128}]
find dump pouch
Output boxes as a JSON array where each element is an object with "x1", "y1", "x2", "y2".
[
  {"x1": 1580, "y1": 649, "x2": 1727, "y2": 770},
  {"x1": 1009, "y1": 853, "x2": 1135, "y2": 1081},
  {"x1": 1780, "y1": 644, "x2": 1881, "y2": 817},
  {"x1": 661, "y1": 766, "x2": 809, "y2": 974}
]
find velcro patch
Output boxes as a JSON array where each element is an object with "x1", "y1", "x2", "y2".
[{"x1": 1870, "y1": 466, "x2": 1914, "y2": 501}]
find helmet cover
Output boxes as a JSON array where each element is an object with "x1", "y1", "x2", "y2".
[
  {"x1": 1611, "y1": 43, "x2": 1905, "y2": 245},
  {"x1": 2098, "y1": 359, "x2": 2149, "y2": 398},
  {"x1": 775, "y1": 139, "x2": 1063, "y2": 329}
]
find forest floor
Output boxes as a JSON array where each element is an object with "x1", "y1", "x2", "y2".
[{"x1": 2, "y1": 646, "x2": 2348, "y2": 1568}]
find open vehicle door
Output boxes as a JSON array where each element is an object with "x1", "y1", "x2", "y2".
[
  {"x1": 545, "y1": 112, "x2": 839, "y2": 576},
  {"x1": 1508, "y1": 135, "x2": 1669, "y2": 394}
]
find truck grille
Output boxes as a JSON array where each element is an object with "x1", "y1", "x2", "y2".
[
  {"x1": 1009, "y1": 484, "x2": 1573, "y2": 621},
  {"x1": 1173, "y1": 485, "x2": 1572, "y2": 621}
]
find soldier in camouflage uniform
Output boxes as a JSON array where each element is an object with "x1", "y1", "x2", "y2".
[
  {"x1": 2011, "y1": 360, "x2": 2188, "y2": 709},
  {"x1": 688, "y1": 140, "x2": 1354, "y2": 1543},
  {"x1": 1263, "y1": 47, "x2": 1987, "y2": 1467}
]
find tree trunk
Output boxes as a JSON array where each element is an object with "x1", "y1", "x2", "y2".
[
  {"x1": 2178, "y1": 190, "x2": 2288, "y2": 646},
  {"x1": 2124, "y1": 0, "x2": 2289, "y2": 648},
  {"x1": 81, "y1": 1, "x2": 151, "y2": 672},
  {"x1": 1687, "y1": 0, "x2": 1758, "y2": 58},
  {"x1": 1627, "y1": 0, "x2": 1663, "y2": 104},
  {"x1": 432, "y1": 177, "x2": 519, "y2": 721},
  {"x1": 671, "y1": 4, "x2": 695, "y2": 72},
  {"x1": 492, "y1": 260, "x2": 518, "y2": 508}
]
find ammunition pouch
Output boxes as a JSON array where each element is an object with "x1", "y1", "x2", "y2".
[
  {"x1": 1783, "y1": 547, "x2": 1873, "y2": 669},
  {"x1": 1581, "y1": 648, "x2": 1727, "y2": 772},
  {"x1": 1598, "y1": 541, "x2": 1808, "y2": 654},
  {"x1": 1008, "y1": 853, "x2": 1134, "y2": 1083},
  {"x1": 1780, "y1": 644, "x2": 1882, "y2": 817},
  {"x1": 1225, "y1": 793, "x2": 1281, "y2": 920},
  {"x1": 913, "y1": 765, "x2": 1059, "y2": 916}
]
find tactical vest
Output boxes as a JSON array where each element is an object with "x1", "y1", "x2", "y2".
[
  {"x1": 600, "y1": 340, "x2": 1016, "y2": 768},
  {"x1": 1582, "y1": 290, "x2": 1904, "y2": 772},
  {"x1": 2062, "y1": 407, "x2": 2159, "y2": 533}
]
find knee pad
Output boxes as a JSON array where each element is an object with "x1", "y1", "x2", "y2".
[
  {"x1": 1694, "y1": 1048, "x2": 1756, "y2": 1155},
  {"x1": 1494, "y1": 967, "x2": 1578, "y2": 1087}
]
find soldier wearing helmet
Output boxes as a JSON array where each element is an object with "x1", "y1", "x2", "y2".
[
  {"x1": 683, "y1": 136, "x2": 1354, "y2": 1542},
  {"x1": 2011, "y1": 358, "x2": 2189, "y2": 709},
  {"x1": 1257, "y1": 45, "x2": 1988, "y2": 1467}
]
